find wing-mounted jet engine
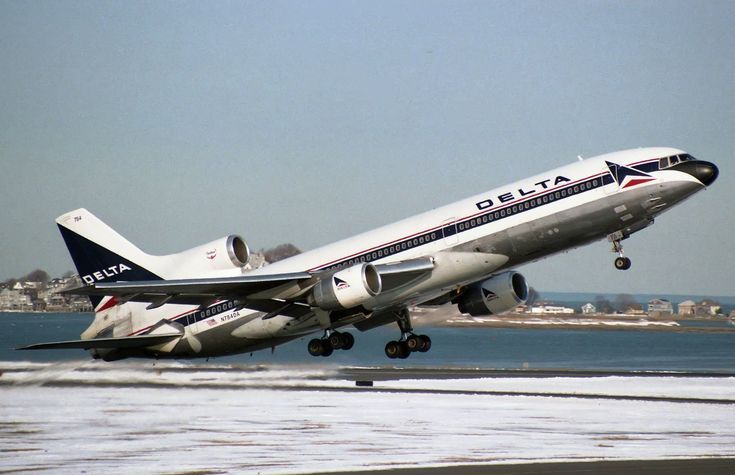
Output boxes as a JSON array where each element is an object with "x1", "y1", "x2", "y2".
[
  {"x1": 308, "y1": 263, "x2": 382, "y2": 310},
  {"x1": 455, "y1": 271, "x2": 529, "y2": 316}
]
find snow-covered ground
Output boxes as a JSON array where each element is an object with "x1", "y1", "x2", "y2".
[{"x1": 1, "y1": 361, "x2": 734, "y2": 474}]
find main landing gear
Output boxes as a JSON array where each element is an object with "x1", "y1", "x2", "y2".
[
  {"x1": 608, "y1": 231, "x2": 632, "y2": 271},
  {"x1": 307, "y1": 330, "x2": 354, "y2": 357},
  {"x1": 384, "y1": 309, "x2": 432, "y2": 359}
]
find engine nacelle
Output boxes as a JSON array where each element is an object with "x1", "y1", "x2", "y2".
[
  {"x1": 171, "y1": 234, "x2": 250, "y2": 276},
  {"x1": 456, "y1": 271, "x2": 528, "y2": 316},
  {"x1": 310, "y1": 263, "x2": 382, "y2": 310}
]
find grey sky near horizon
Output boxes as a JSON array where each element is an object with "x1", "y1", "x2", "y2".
[{"x1": 1, "y1": 1, "x2": 733, "y2": 296}]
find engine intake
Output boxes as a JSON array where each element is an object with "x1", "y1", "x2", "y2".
[
  {"x1": 456, "y1": 271, "x2": 528, "y2": 316},
  {"x1": 169, "y1": 234, "x2": 250, "y2": 278},
  {"x1": 310, "y1": 263, "x2": 382, "y2": 310}
]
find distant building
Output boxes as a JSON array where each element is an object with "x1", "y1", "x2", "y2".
[
  {"x1": 529, "y1": 305, "x2": 575, "y2": 315},
  {"x1": 678, "y1": 299, "x2": 720, "y2": 317},
  {"x1": 648, "y1": 299, "x2": 673, "y2": 318},
  {"x1": 678, "y1": 300, "x2": 696, "y2": 316},
  {"x1": 0, "y1": 288, "x2": 31, "y2": 311},
  {"x1": 581, "y1": 303, "x2": 597, "y2": 314}
]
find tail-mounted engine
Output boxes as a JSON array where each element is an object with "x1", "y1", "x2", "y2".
[
  {"x1": 309, "y1": 263, "x2": 382, "y2": 310},
  {"x1": 455, "y1": 271, "x2": 528, "y2": 316},
  {"x1": 171, "y1": 235, "x2": 250, "y2": 276}
]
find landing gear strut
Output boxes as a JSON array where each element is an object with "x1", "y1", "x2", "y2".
[
  {"x1": 308, "y1": 329, "x2": 354, "y2": 357},
  {"x1": 608, "y1": 231, "x2": 632, "y2": 271},
  {"x1": 384, "y1": 309, "x2": 432, "y2": 359}
]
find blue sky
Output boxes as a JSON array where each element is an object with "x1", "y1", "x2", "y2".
[{"x1": 1, "y1": 1, "x2": 733, "y2": 295}]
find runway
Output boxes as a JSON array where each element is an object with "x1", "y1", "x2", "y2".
[{"x1": 1, "y1": 361, "x2": 734, "y2": 474}]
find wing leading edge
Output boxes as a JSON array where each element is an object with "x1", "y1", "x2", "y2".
[{"x1": 61, "y1": 258, "x2": 437, "y2": 311}]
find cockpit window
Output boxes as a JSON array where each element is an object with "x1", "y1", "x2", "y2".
[{"x1": 659, "y1": 153, "x2": 696, "y2": 169}]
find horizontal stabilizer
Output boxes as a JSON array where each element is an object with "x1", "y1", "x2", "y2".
[
  {"x1": 17, "y1": 333, "x2": 182, "y2": 351},
  {"x1": 60, "y1": 272, "x2": 315, "y2": 306}
]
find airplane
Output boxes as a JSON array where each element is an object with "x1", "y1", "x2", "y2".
[{"x1": 19, "y1": 147, "x2": 718, "y2": 361}]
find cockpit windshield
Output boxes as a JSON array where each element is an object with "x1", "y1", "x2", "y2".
[{"x1": 659, "y1": 153, "x2": 696, "y2": 170}]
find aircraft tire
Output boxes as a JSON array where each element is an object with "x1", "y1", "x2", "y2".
[
  {"x1": 308, "y1": 339, "x2": 324, "y2": 357},
  {"x1": 385, "y1": 341, "x2": 401, "y2": 359},
  {"x1": 418, "y1": 335, "x2": 431, "y2": 352},
  {"x1": 328, "y1": 332, "x2": 344, "y2": 350},
  {"x1": 406, "y1": 335, "x2": 421, "y2": 352},
  {"x1": 341, "y1": 332, "x2": 355, "y2": 350},
  {"x1": 397, "y1": 342, "x2": 410, "y2": 359},
  {"x1": 321, "y1": 344, "x2": 334, "y2": 357},
  {"x1": 614, "y1": 257, "x2": 632, "y2": 270}
]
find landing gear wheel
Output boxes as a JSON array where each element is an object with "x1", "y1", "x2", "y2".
[
  {"x1": 328, "y1": 332, "x2": 344, "y2": 350},
  {"x1": 418, "y1": 335, "x2": 431, "y2": 352},
  {"x1": 384, "y1": 309, "x2": 434, "y2": 359},
  {"x1": 385, "y1": 341, "x2": 401, "y2": 359},
  {"x1": 341, "y1": 332, "x2": 355, "y2": 350},
  {"x1": 320, "y1": 344, "x2": 333, "y2": 357},
  {"x1": 308, "y1": 338, "x2": 325, "y2": 357},
  {"x1": 614, "y1": 256, "x2": 632, "y2": 270},
  {"x1": 406, "y1": 335, "x2": 422, "y2": 352},
  {"x1": 397, "y1": 341, "x2": 410, "y2": 359}
]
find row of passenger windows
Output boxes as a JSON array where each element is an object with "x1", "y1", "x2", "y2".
[
  {"x1": 457, "y1": 178, "x2": 600, "y2": 231},
  {"x1": 325, "y1": 232, "x2": 439, "y2": 271},
  {"x1": 659, "y1": 154, "x2": 696, "y2": 169},
  {"x1": 323, "y1": 177, "x2": 601, "y2": 271},
  {"x1": 180, "y1": 300, "x2": 237, "y2": 325}
]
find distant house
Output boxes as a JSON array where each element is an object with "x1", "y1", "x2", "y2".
[
  {"x1": 529, "y1": 305, "x2": 575, "y2": 315},
  {"x1": 678, "y1": 300, "x2": 696, "y2": 316},
  {"x1": 648, "y1": 299, "x2": 674, "y2": 317},
  {"x1": 0, "y1": 288, "x2": 31, "y2": 311},
  {"x1": 679, "y1": 300, "x2": 720, "y2": 317},
  {"x1": 581, "y1": 303, "x2": 597, "y2": 314}
]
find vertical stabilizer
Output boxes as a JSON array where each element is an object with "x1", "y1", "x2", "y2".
[{"x1": 56, "y1": 209, "x2": 162, "y2": 307}]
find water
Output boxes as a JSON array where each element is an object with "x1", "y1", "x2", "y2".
[{"x1": 3, "y1": 312, "x2": 734, "y2": 371}]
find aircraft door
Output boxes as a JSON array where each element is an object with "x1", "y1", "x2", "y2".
[
  {"x1": 442, "y1": 217, "x2": 458, "y2": 247},
  {"x1": 186, "y1": 310, "x2": 200, "y2": 335}
]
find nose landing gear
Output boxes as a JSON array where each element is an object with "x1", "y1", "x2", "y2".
[{"x1": 608, "y1": 231, "x2": 632, "y2": 270}]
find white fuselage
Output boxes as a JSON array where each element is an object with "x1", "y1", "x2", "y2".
[{"x1": 85, "y1": 147, "x2": 710, "y2": 358}]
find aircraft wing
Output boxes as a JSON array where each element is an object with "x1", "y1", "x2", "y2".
[
  {"x1": 62, "y1": 271, "x2": 316, "y2": 308},
  {"x1": 61, "y1": 258, "x2": 435, "y2": 311}
]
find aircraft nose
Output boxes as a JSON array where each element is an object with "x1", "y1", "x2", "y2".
[
  {"x1": 673, "y1": 161, "x2": 719, "y2": 186},
  {"x1": 690, "y1": 161, "x2": 719, "y2": 186}
]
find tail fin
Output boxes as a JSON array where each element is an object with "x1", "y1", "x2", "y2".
[{"x1": 56, "y1": 209, "x2": 162, "y2": 306}]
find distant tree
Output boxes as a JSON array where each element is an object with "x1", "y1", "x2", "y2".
[
  {"x1": 22, "y1": 269, "x2": 50, "y2": 287},
  {"x1": 594, "y1": 295, "x2": 613, "y2": 314},
  {"x1": 526, "y1": 287, "x2": 540, "y2": 306},
  {"x1": 262, "y1": 244, "x2": 302, "y2": 263},
  {"x1": 3, "y1": 278, "x2": 18, "y2": 289},
  {"x1": 614, "y1": 293, "x2": 638, "y2": 313}
]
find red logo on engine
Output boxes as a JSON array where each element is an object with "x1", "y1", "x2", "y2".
[{"x1": 206, "y1": 250, "x2": 217, "y2": 260}]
